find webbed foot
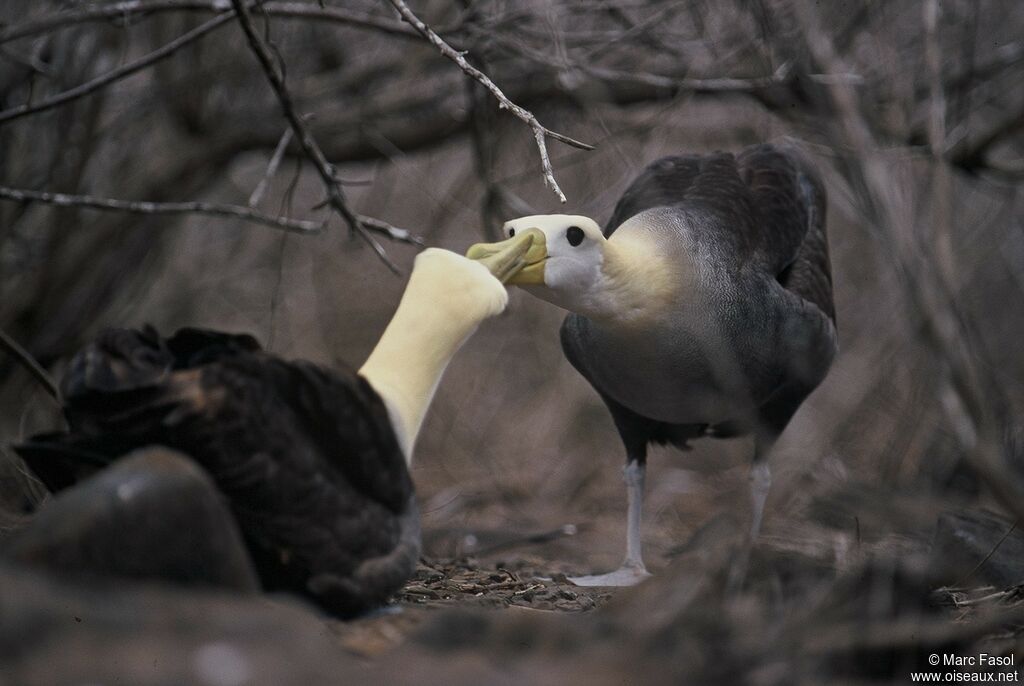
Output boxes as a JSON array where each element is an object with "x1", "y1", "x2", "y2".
[{"x1": 568, "y1": 561, "x2": 651, "y2": 587}]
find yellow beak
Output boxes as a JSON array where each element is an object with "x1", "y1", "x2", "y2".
[{"x1": 466, "y1": 228, "x2": 547, "y2": 285}]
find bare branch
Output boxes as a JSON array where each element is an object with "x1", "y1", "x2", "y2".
[
  {"x1": 924, "y1": 0, "x2": 947, "y2": 159},
  {"x1": 950, "y1": 103, "x2": 1024, "y2": 172},
  {"x1": 357, "y1": 214, "x2": 424, "y2": 246},
  {"x1": 583, "y1": 62, "x2": 793, "y2": 93},
  {"x1": 0, "y1": 11, "x2": 236, "y2": 126},
  {"x1": 923, "y1": 0, "x2": 954, "y2": 282},
  {"x1": 249, "y1": 127, "x2": 294, "y2": 208},
  {"x1": 946, "y1": 40, "x2": 1024, "y2": 98},
  {"x1": 478, "y1": 29, "x2": 797, "y2": 96},
  {"x1": 795, "y1": 0, "x2": 1024, "y2": 522},
  {"x1": 0, "y1": 1, "x2": 421, "y2": 45},
  {"x1": 0, "y1": 328, "x2": 60, "y2": 402},
  {"x1": 0, "y1": 185, "x2": 323, "y2": 233},
  {"x1": 229, "y1": 0, "x2": 408, "y2": 272},
  {"x1": 0, "y1": 45, "x2": 54, "y2": 75},
  {"x1": 386, "y1": 0, "x2": 594, "y2": 203}
]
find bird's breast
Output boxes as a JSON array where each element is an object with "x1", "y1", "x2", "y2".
[{"x1": 567, "y1": 307, "x2": 781, "y2": 425}]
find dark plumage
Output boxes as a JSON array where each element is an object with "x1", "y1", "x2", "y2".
[
  {"x1": 569, "y1": 145, "x2": 835, "y2": 454},
  {"x1": 478, "y1": 143, "x2": 837, "y2": 584},
  {"x1": 16, "y1": 326, "x2": 419, "y2": 617}
]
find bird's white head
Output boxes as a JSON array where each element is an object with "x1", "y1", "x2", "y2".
[{"x1": 468, "y1": 214, "x2": 616, "y2": 316}]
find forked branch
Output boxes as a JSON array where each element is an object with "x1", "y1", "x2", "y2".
[
  {"x1": 230, "y1": 0, "x2": 418, "y2": 272},
  {"x1": 0, "y1": 185, "x2": 323, "y2": 233},
  {"x1": 0, "y1": 328, "x2": 59, "y2": 401},
  {"x1": 0, "y1": 11, "x2": 237, "y2": 126},
  {"x1": 386, "y1": 0, "x2": 594, "y2": 203}
]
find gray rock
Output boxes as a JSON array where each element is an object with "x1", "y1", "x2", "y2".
[
  {"x1": 0, "y1": 562, "x2": 360, "y2": 686},
  {"x1": 2, "y1": 447, "x2": 259, "y2": 592}
]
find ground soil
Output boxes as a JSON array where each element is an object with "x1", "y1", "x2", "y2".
[{"x1": 330, "y1": 555, "x2": 615, "y2": 657}]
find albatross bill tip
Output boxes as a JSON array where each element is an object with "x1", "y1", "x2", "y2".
[{"x1": 467, "y1": 228, "x2": 547, "y2": 285}]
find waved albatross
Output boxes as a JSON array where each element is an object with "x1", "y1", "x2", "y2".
[
  {"x1": 468, "y1": 145, "x2": 837, "y2": 586},
  {"x1": 16, "y1": 238, "x2": 535, "y2": 616}
]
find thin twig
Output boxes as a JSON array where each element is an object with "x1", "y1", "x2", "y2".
[
  {"x1": 949, "y1": 40, "x2": 1024, "y2": 96},
  {"x1": 955, "y1": 521, "x2": 1018, "y2": 587},
  {"x1": 0, "y1": 328, "x2": 60, "y2": 402},
  {"x1": 358, "y1": 214, "x2": 424, "y2": 245},
  {"x1": 0, "y1": 1, "x2": 424, "y2": 45},
  {"x1": 0, "y1": 185, "x2": 323, "y2": 233},
  {"x1": 796, "y1": 0, "x2": 1024, "y2": 525},
  {"x1": 923, "y1": 0, "x2": 954, "y2": 282},
  {"x1": 0, "y1": 11, "x2": 237, "y2": 126},
  {"x1": 584, "y1": 62, "x2": 793, "y2": 93},
  {"x1": 249, "y1": 127, "x2": 293, "y2": 207},
  {"x1": 951, "y1": 103, "x2": 1024, "y2": 171},
  {"x1": 479, "y1": 28, "x2": 797, "y2": 96},
  {"x1": 386, "y1": 0, "x2": 593, "y2": 203},
  {"x1": 949, "y1": 589, "x2": 1012, "y2": 608},
  {"x1": 230, "y1": 0, "x2": 406, "y2": 272},
  {"x1": 0, "y1": 45, "x2": 55, "y2": 75}
]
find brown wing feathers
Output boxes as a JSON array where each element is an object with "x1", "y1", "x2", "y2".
[{"x1": 15, "y1": 325, "x2": 415, "y2": 618}]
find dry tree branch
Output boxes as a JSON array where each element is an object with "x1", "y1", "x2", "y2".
[
  {"x1": 0, "y1": 44, "x2": 54, "y2": 75},
  {"x1": 581, "y1": 62, "x2": 793, "y2": 93},
  {"x1": 950, "y1": 103, "x2": 1024, "y2": 173},
  {"x1": 0, "y1": 185, "x2": 323, "y2": 233},
  {"x1": 386, "y1": 0, "x2": 594, "y2": 203},
  {"x1": 0, "y1": 10, "x2": 236, "y2": 126},
  {"x1": 945, "y1": 40, "x2": 1024, "y2": 99},
  {"x1": 0, "y1": 0, "x2": 422, "y2": 45},
  {"x1": 795, "y1": 1, "x2": 1024, "y2": 523},
  {"x1": 923, "y1": 0, "x2": 954, "y2": 281},
  {"x1": 953, "y1": 521, "x2": 1018, "y2": 588},
  {"x1": 463, "y1": 45, "x2": 518, "y2": 240},
  {"x1": 249, "y1": 127, "x2": 294, "y2": 208},
  {"x1": 0, "y1": 328, "x2": 60, "y2": 402},
  {"x1": 474, "y1": 29, "x2": 796, "y2": 103},
  {"x1": 229, "y1": 0, "x2": 409, "y2": 273},
  {"x1": 356, "y1": 215, "x2": 424, "y2": 245}
]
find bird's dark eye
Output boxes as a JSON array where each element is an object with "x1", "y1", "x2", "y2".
[
  {"x1": 508, "y1": 228, "x2": 515, "y2": 237},
  {"x1": 566, "y1": 226, "x2": 585, "y2": 246}
]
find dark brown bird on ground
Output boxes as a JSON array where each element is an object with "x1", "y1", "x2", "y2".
[{"x1": 14, "y1": 240, "x2": 536, "y2": 615}]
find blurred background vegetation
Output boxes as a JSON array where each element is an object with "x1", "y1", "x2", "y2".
[{"x1": 2, "y1": 0, "x2": 1024, "y2": 682}]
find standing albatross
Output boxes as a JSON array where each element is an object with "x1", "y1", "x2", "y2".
[
  {"x1": 468, "y1": 145, "x2": 837, "y2": 586},
  {"x1": 15, "y1": 239, "x2": 535, "y2": 616}
]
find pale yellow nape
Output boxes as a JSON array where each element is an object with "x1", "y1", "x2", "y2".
[
  {"x1": 358, "y1": 248, "x2": 509, "y2": 464},
  {"x1": 507, "y1": 213, "x2": 681, "y2": 326},
  {"x1": 599, "y1": 226, "x2": 684, "y2": 325}
]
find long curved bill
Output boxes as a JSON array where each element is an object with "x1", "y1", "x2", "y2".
[{"x1": 467, "y1": 228, "x2": 547, "y2": 285}]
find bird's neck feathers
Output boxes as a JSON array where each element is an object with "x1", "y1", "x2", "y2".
[
  {"x1": 359, "y1": 248, "x2": 507, "y2": 464},
  {"x1": 581, "y1": 230, "x2": 681, "y2": 326}
]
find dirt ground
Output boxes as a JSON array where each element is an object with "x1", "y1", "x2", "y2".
[{"x1": 331, "y1": 555, "x2": 614, "y2": 657}]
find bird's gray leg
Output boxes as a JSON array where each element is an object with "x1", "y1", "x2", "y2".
[
  {"x1": 727, "y1": 439, "x2": 774, "y2": 594},
  {"x1": 748, "y1": 459, "x2": 771, "y2": 541},
  {"x1": 623, "y1": 459, "x2": 648, "y2": 572},
  {"x1": 569, "y1": 456, "x2": 652, "y2": 587}
]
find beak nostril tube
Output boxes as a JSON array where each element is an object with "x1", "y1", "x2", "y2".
[
  {"x1": 467, "y1": 228, "x2": 548, "y2": 285},
  {"x1": 466, "y1": 230, "x2": 536, "y2": 283}
]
